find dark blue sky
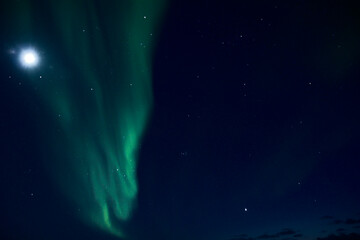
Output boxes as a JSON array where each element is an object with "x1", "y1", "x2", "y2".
[{"x1": 1, "y1": 1, "x2": 360, "y2": 240}]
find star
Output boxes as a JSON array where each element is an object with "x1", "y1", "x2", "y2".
[{"x1": 19, "y1": 48, "x2": 40, "y2": 68}]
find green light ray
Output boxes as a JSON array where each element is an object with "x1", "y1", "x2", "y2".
[{"x1": 8, "y1": 0, "x2": 166, "y2": 237}]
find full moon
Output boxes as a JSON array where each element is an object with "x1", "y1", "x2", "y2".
[{"x1": 19, "y1": 48, "x2": 39, "y2": 68}]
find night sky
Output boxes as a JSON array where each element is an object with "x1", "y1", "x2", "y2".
[{"x1": 1, "y1": 1, "x2": 360, "y2": 240}]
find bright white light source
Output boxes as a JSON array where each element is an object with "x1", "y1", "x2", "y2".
[{"x1": 19, "y1": 48, "x2": 39, "y2": 68}]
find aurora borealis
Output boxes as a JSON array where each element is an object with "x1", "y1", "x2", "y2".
[
  {"x1": 4, "y1": 0, "x2": 166, "y2": 237},
  {"x1": 1, "y1": 1, "x2": 360, "y2": 240}
]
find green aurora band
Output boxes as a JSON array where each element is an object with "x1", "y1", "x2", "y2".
[{"x1": 8, "y1": 0, "x2": 166, "y2": 237}]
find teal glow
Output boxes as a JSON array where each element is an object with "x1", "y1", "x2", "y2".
[{"x1": 8, "y1": 0, "x2": 166, "y2": 237}]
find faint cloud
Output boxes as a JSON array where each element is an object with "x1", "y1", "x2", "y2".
[
  {"x1": 277, "y1": 228, "x2": 296, "y2": 236},
  {"x1": 332, "y1": 220, "x2": 344, "y2": 225},
  {"x1": 317, "y1": 233, "x2": 360, "y2": 240},
  {"x1": 257, "y1": 234, "x2": 278, "y2": 239},
  {"x1": 345, "y1": 219, "x2": 360, "y2": 225}
]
